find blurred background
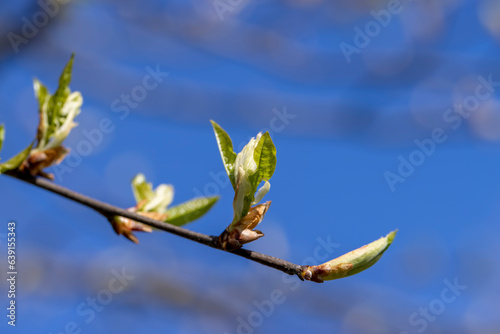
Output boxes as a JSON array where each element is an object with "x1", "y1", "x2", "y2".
[{"x1": 1, "y1": 0, "x2": 500, "y2": 333}]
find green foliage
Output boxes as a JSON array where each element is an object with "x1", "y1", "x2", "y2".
[
  {"x1": 0, "y1": 54, "x2": 82, "y2": 177},
  {"x1": 0, "y1": 143, "x2": 33, "y2": 174},
  {"x1": 34, "y1": 53, "x2": 82, "y2": 151},
  {"x1": 166, "y1": 196, "x2": 219, "y2": 226},
  {"x1": 211, "y1": 122, "x2": 277, "y2": 225},
  {"x1": 130, "y1": 173, "x2": 218, "y2": 226},
  {"x1": 210, "y1": 120, "x2": 237, "y2": 189},
  {"x1": 341, "y1": 230, "x2": 396, "y2": 278},
  {"x1": 131, "y1": 173, "x2": 173, "y2": 214},
  {"x1": 0, "y1": 124, "x2": 4, "y2": 153},
  {"x1": 250, "y1": 132, "x2": 276, "y2": 189},
  {"x1": 131, "y1": 173, "x2": 155, "y2": 203},
  {"x1": 0, "y1": 124, "x2": 34, "y2": 174},
  {"x1": 0, "y1": 56, "x2": 397, "y2": 281},
  {"x1": 303, "y1": 230, "x2": 398, "y2": 282}
]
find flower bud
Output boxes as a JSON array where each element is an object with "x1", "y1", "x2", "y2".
[{"x1": 302, "y1": 230, "x2": 397, "y2": 283}]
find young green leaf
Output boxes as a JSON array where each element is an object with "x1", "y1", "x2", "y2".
[
  {"x1": 46, "y1": 53, "x2": 75, "y2": 142},
  {"x1": 253, "y1": 180, "x2": 270, "y2": 204},
  {"x1": 0, "y1": 124, "x2": 4, "y2": 154},
  {"x1": 112, "y1": 173, "x2": 174, "y2": 243},
  {"x1": 21, "y1": 54, "x2": 82, "y2": 179},
  {"x1": 44, "y1": 92, "x2": 82, "y2": 150},
  {"x1": 142, "y1": 184, "x2": 174, "y2": 213},
  {"x1": 165, "y1": 196, "x2": 219, "y2": 226},
  {"x1": 0, "y1": 142, "x2": 34, "y2": 174},
  {"x1": 210, "y1": 120, "x2": 237, "y2": 189},
  {"x1": 302, "y1": 230, "x2": 397, "y2": 282},
  {"x1": 250, "y1": 132, "x2": 276, "y2": 190},
  {"x1": 130, "y1": 173, "x2": 173, "y2": 214},
  {"x1": 32, "y1": 54, "x2": 82, "y2": 152},
  {"x1": 131, "y1": 173, "x2": 155, "y2": 203},
  {"x1": 33, "y1": 79, "x2": 50, "y2": 146},
  {"x1": 231, "y1": 133, "x2": 262, "y2": 223},
  {"x1": 211, "y1": 123, "x2": 278, "y2": 250},
  {"x1": 113, "y1": 174, "x2": 219, "y2": 242}
]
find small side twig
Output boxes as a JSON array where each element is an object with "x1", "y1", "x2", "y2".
[{"x1": 4, "y1": 170, "x2": 305, "y2": 280}]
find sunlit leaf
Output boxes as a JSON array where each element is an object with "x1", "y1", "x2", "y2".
[
  {"x1": 131, "y1": 173, "x2": 174, "y2": 213},
  {"x1": 44, "y1": 91, "x2": 82, "y2": 150},
  {"x1": 33, "y1": 79, "x2": 50, "y2": 146},
  {"x1": 0, "y1": 142, "x2": 34, "y2": 174},
  {"x1": 250, "y1": 132, "x2": 276, "y2": 190},
  {"x1": 32, "y1": 53, "x2": 82, "y2": 154},
  {"x1": 0, "y1": 124, "x2": 4, "y2": 154},
  {"x1": 302, "y1": 230, "x2": 397, "y2": 282},
  {"x1": 46, "y1": 53, "x2": 74, "y2": 141},
  {"x1": 253, "y1": 180, "x2": 270, "y2": 204},
  {"x1": 131, "y1": 173, "x2": 154, "y2": 203},
  {"x1": 210, "y1": 120, "x2": 237, "y2": 189},
  {"x1": 166, "y1": 196, "x2": 219, "y2": 226},
  {"x1": 142, "y1": 184, "x2": 174, "y2": 213}
]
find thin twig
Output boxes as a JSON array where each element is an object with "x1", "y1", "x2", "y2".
[{"x1": 4, "y1": 171, "x2": 305, "y2": 279}]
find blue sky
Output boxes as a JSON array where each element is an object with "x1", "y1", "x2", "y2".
[{"x1": 1, "y1": 0, "x2": 500, "y2": 333}]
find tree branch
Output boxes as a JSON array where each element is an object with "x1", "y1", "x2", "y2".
[{"x1": 4, "y1": 171, "x2": 305, "y2": 280}]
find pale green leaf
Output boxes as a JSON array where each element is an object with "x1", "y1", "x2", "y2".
[
  {"x1": 0, "y1": 142, "x2": 34, "y2": 174},
  {"x1": 131, "y1": 173, "x2": 174, "y2": 213},
  {"x1": 33, "y1": 79, "x2": 50, "y2": 147},
  {"x1": 251, "y1": 132, "x2": 276, "y2": 190},
  {"x1": 142, "y1": 184, "x2": 174, "y2": 213},
  {"x1": 229, "y1": 132, "x2": 276, "y2": 226},
  {"x1": 210, "y1": 120, "x2": 237, "y2": 189},
  {"x1": 47, "y1": 54, "x2": 74, "y2": 140},
  {"x1": 44, "y1": 91, "x2": 82, "y2": 150},
  {"x1": 303, "y1": 230, "x2": 397, "y2": 282},
  {"x1": 253, "y1": 180, "x2": 270, "y2": 204},
  {"x1": 234, "y1": 133, "x2": 260, "y2": 177},
  {"x1": 0, "y1": 124, "x2": 4, "y2": 154},
  {"x1": 131, "y1": 173, "x2": 154, "y2": 203},
  {"x1": 336, "y1": 230, "x2": 396, "y2": 279},
  {"x1": 166, "y1": 196, "x2": 219, "y2": 226},
  {"x1": 231, "y1": 166, "x2": 254, "y2": 224},
  {"x1": 33, "y1": 54, "x2": 82, "y2": 152}
]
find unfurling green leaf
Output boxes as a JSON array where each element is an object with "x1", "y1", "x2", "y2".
[
  {"x1": 131, "y1": 173, "x2": 155, "y2": 203},
  {"x1": 34, "y1": 53, "x2": 81, "y2": 150},
  {"x1": 0, "y1": 142, "x2": 34, "y2": 174},
  {"x1": 232, "y1": 167, "x2": 254, "y2": 223},
  {"x1": 113, "y1": 174, "x2": 219, "y2": 242},
  {"x1": 33, "y1": 79, "x2": 50, "y2": 146},
  {"x1": 230, "y1": 131, "x2": 276, "y2": 225},
  {"x1": 46, "y1": 53, "x2": 75, "y2": 143},
  {"x1": 210, "y1": 120, "x2": 237, "y2": 189},
  {"x1": 0, "y1": 125, "x2": 34, "y2": 175},
  {"x1": 166, "y1": 196, "x2": 219, "y2": 226},
  {"x1": 253, "y1": 180, "x2": 270, "y2": 205},
  {"x1": 111, "y1": 173, "x2": 173, "y2": 243},
  {"x1": 142, "y1": 184, "x2": 174, "y2": 213},
  {"x1": 131, "y1": 173, "x2": 173, "y2": 214},
  {"x1": 0, "y1": 124, "x2": 4, "y2": 153},
  {"x1": 302, "y1": 230, "x2": 397, "y2": 283},
  {"x1": 18, "y1": 54, "x2": 82, "y2": 179},
  {"x1": 211, "y1": 122, "x2": 278, "y2": 250},
  {"x1": 251, "y1": 132, "x2": 276, "y2": 189},
  {"x1": 43, "y1": 91, "x2": 82, "y2": 150}
]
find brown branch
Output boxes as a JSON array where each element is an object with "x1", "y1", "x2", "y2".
[{"x1": 4, "y1": 170, "x2": 305, "y2": 280}]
